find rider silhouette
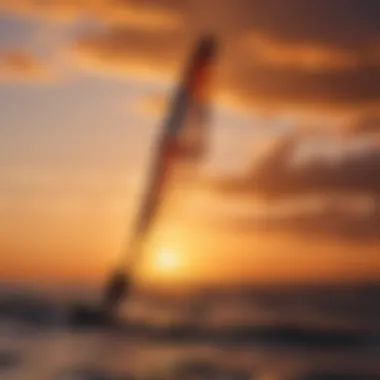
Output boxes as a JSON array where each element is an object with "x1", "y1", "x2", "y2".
[{"x1": 102, "y1": 269, "x2": 131, "y2": 323}]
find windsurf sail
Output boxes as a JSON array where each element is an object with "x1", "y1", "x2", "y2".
[
  {"x1": 135, "y1": 35, "x2": 216, "y2": 234},
  {"x1": 124, "y1": 35, "x2": 217, "y2": 268},
  {"x1": 103, "y1": 35, "x2": 218, "y2": 313}
]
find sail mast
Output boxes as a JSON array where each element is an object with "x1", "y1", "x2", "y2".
[{"x1": 102, "y1": 35, "x2": 218, "y2": 319}]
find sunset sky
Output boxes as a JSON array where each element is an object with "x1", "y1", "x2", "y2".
[{"x1": 0, "y1": 0, "x2": 380, "y2": 288}]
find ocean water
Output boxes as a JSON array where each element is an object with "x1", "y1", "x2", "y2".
[{"x1": 0, "y1": 283, "x2": 379, "y2": 380}]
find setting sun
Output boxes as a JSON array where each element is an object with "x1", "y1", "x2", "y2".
[{"x1": 154, "y1": 247, "x2": 181, "y2": 273}]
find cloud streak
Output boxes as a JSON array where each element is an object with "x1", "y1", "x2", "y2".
[
  {"x1": 0, "y1": 50, "x2": 53, "y2": 81},
  {"x1": 208, "y1": 132, "x2": 380, "y2": 242},
  {"x1": 72, "y1": 28, "x2": 188, "y2": 79},
  {"x1": 214, "y1": 135, "x2": 380, "y2": 199},
  {"x1": 0, "y1": 0, "x2": 182, "y2": 29},
  {"x1": 229, "y1": 197, "x2": 380, "y2": 243},
  {"x1": 242, "y1": 33, "x2": 380, "y2": 72},
  {"x1": 1, "y1": 0, "x2": 380, "y2": 113}
]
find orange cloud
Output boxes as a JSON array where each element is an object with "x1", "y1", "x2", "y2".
[
  {"x1": 0, "y1": 50, "x2": 54, "y2": 81},
  {"x1": 72, "y1": 29, "x2": 189, "y2": 80},
  {"x1": 243, "y1": 33, "x2": 364, "y2": 71},
  {"x1": 0, "y1": 0, "x2": 182, "y2": 30},
  {"x1": 98, "y1": 1, "x2": 182, "y2": 31}
]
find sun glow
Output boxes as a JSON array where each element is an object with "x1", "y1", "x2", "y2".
[{"x1": 153, "y1": 247, "x2": 181, "y2": 273}]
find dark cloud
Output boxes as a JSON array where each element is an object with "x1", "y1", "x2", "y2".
[
  {"x1": 225, "y1": 63, "x2": 380, "y2": 111},
  {"x1": 215, "y1": 135, "x2": 380, "y2": 199},
  {"x1": 347, "y1": 113, "x2": 380, "y2": 135},
  {"x1": 212, "y1": 133, "x2": 380, "y2": 242},
  {"x1": 234, "y1": 0, "x2": 380, "y2": 46}
]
